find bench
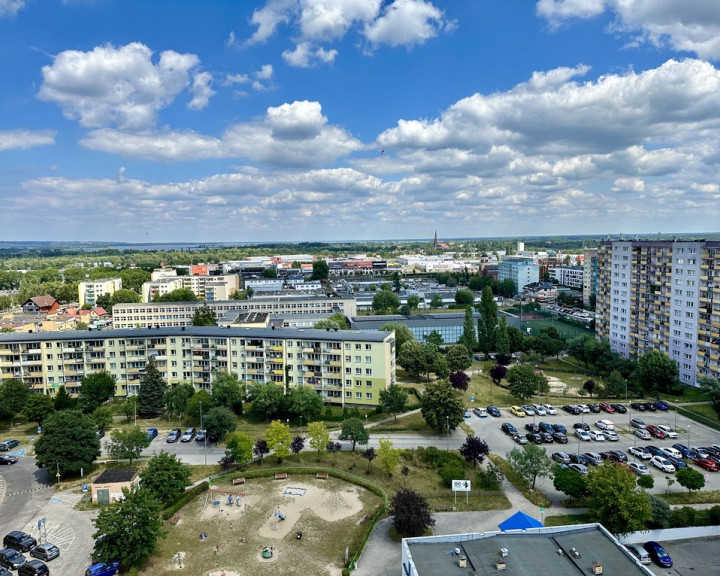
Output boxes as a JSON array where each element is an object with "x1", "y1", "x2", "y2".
[
  {"x1": 435, "y1": 504, "x2": 454, "y2": 512},
  {"x1": 274, "y1": 473, "x2": 288, "y2": 480},
  {"x1": 170, "y1": 514, "x2": 181, "y2": 525},
  {"x1": 316, "y1": 472, "x2": 329, "y2": 479},
  {"x1": 232, "y1": 477, "x2": 245, "y2": 486}
]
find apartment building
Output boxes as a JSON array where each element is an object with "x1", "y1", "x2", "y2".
[
  {"x1": 0, "y1": 326, "x2": 395, "y2": 407},
  {"x1": 112, "y1": 294, "x2": 358, "y2": 329},
  {"x1": 549, "y1": 265, "x2": 584, "y2": 289},
  {"x1": 583, "y1": 249, "x2": 598, "y2": 307},
  {"x1": 141, "y1": 274, "x2": 239, "y2": 302},
  {"x1": 498, "y1": 257, "x2": 539, "y2": 295},
  {"x1": 77, "y1": 278, "x2": 122, "y2": 306},
  {"x1": 597, "y1": 240, "x2": 720, "y2": 386}
]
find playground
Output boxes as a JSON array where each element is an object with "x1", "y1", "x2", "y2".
[{"x1": 138, "y1": 474, "x2": 381, "y2": 576}]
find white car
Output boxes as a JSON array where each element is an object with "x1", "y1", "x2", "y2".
[
  {"x1": 691, "y1": 447, "x2": 710, "y2": 458},
  {"x1": 661, "y1": 447, "x2": 683, "y2": 460},
  {"x1": 575, "y1": 430, "x2": 592, "y2": 442},
  {"x1": 629, "y1": 462, "x2": 651, "y2": 476},
  {"x1": 595, "y1": 419, "x2": 615, "y2": 431},
  {"x1": 657, "y1": 425, "x2": 678, "y2": 439},
  {"x1": 650, "y1": 456, "x2": 676, "y2": 473},
  {"x1": 628, "y1": 446, "x2": 652, "y2": 460},
  {"x1": 543, "y1": 404, "x2": 558, "y2": 415},
  {"x1": 588, "y1": 430, "x2": 605, "y2": 441},
  {"x1": 579, "y1": 404, "x2": 591, "y2": 413},
  {"x1": 532, "y1": 404, "x2": 547, "y2": 416}
]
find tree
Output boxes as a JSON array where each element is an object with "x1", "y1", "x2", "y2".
[
  {"x1": 647, "y1": 494, "x2": 670, "y2": 529},
  {"x1": 326, "y1": 312, "x2": 350, "y2": 329},
  {"x1": 164, "y1": 382, "x2": 195, "y2": 421},
  {"x1": 155, "y1": 288, "x2": 197, "y2": 302},
  {"x1": 457, "y1": 307, "x2": 477, "y2": 354},
  {"x1": 261, "y1": 268, "x2": 278, "y2": 278},
  {"x1": 0, "y1": 378, "x2": 30, "y2": 423},
  {"x1": 380, "y1": 322, "x2": 414, "y2": 356},
  {"x1": 250, "y1": 383, "x2": 286, "y2": 420},
  {"x1": 107, "y1": 427, "x2": 151, "y2": 464},
  {"x1": 118, "y1": 268, "x2": 151, "y2": 293},
  {"x1": 429, "y1": 294, "x2": 444, "y2": 309},
  {"x1": 265, "y1": 420, "x2": 291, "y2": 463},
  {"x1": 406, "y1": 295, "x2": 420, "y2": 310},
  {"x1": 253, "y1": 438, "x2": 270, "y2": 464},
  {"x1": 211, "y1": 372, "x2": 244, "y2": 415},
  {"x1": 53, "y1": 385, "x2": 76, "y2": 411},
  {"x1": 203, "y1": 406, "x2": 237, "y2": 440},
  {"x1": 34, "y1": 410, "x2": 101, "y2": 475},
  {"x1": 498, "y1": 278, "x2": 516, "y2": 298},
  {"x1": 553, "y1": 466, "x2": 589, "y2": 498},
  {"x1": 379, "y1": 383, "x2": 408, "y2": 421},
  {"x1": 78, "y1": 371, "x2": 117, "y2": 413},
  {"x1": 507, "y1": 326, "x2": 523, "y2": 353},
  {"x1": 477, "y1": 286, "x2": 498, "y2": 354},
  {"x1": 430, "y1": 352, "x2": 449, "y2": 380},
  {"x1": 506, "y1": 444, "x2": 553, "y2": 489},
  {"x1": 372, "y1": 290, "x2": 400, "y2": 313},
  {"x1": 185, "y1": 389, "x2": 212, "y2": 423},
  {"x1": 603, "y1": 370, "x2": 627, "y2": 398},
  {"x1": 109, "y1": 288, "x2": 141, "y2": 308},
  {"x1": 23, "y1": 394, "x2": 55, "y2": 425},
  {"x1": 698, "y1": 375, "x2": 720, "y2": 419},
  {"x1": 389, "y1": 488, "x2": 435, "y2": 537},
  {"x1": 313, "y1": 318, "x2": 341, "y2": 330},
  {"x1": 92, "y1": 406, "x2": 113, "y2": 430},
  {"x1": 362, "y1": 447, "x2": 377, "y2": 471},
  {"x1": 489, "y1": 364, "x2": 507, "y2": 385},
  {"x1": 495, "y1": 315, "x2": 510, "y2": 356},
  {"x1": 419, "y1": 380, "x2": 465, "y2": 433},
  {"x1": 583, "y1": 379, "x2": 596, "y2": 398},
  {"x1": 637, "y1": 474, "x2": 655, "y2": 490},
  {"x1": 377, "y1": 437, "x2": 400, "y2": 476},
  {"x1": 459, "y1": 436, "x2": 489, "y2": 468},
  {"x1": 397, "y1": 340, "x2": 430, "y2": 379},
  {"x1": 289, "y1": 385, "x2": 323, "y2": 423},
  {"x1": 455, "y1": 289, "x2": 474, "y2": 306},
  {"x1": 225, "y1": 431, "x2": 254, "y2": 465},
  {"x1": 139, "y1": 451, "x2": 191, "y2": 507},
  {"x1": 586, "y1": 462, "x2": 651, "y2": 534},
  {"x1": 391, "y1": 271, "x2": 402, "y2": 292},
  {"x1": 291, "y1": 436, "x2": 305, "y2": 461},
  {"x1": 446, "y1": 344, "x2": 472, "y2": 372},
  {"x1": 424, "y1": 330, "x2": 443, "y2": 346},
  {"x1": 676, "y1": 467, "x2": 705, "y2": 494},
  {"x1": 137, "y1": 358, "x2": 167, "y2": 417},
  {"x1": 92, "y1": 486, "x2": 163, "y2": 569},
  {"x1": 506, "y1": 364, "x2": 548, "y2": 404},
  {"x1": 191, "y1": 302, "x2": 217, "y2": 326},
  {"x1": 449, "y1": 370, "x2": 470, "y2": 391},
  {"x1": 311, "y1": 259, "x2": 330, "y2": 281},
  {"x1": 308, "y1": 421, "x2": 330, "y2": 460},
  {"x1": 338, "y1": 417, "x2": 369, "y2": 451},
  {"x1": 636, "y1": 350, "x2": 679, "y2": 396}
]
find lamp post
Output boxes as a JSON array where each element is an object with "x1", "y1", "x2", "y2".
[
  {"x1": 446, "y1": 416, "x2": 450, "y2": 451},
  {"x1": 199, "y1": 401, "x2": 206, "y2": 466},
  {"x1": 688, "y1": 425, "x2": 691, "y2": 451}
]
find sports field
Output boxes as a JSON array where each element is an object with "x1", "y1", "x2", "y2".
[{"x1": 520, "y1": 317, "x2": 592, "y2": 339}]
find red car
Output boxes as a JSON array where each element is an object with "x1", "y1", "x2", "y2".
[
  {"x1": 694, "y1": 457, "x2": 720, "y2": 472},
  {"x1": 646, "y1": 425, "x2": 667, "y2": 439},
  {"x1": 599, "y1": 403, "x2": 615, "y2": 413}
]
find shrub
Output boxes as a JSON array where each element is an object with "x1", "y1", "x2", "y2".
[
  {"x1": 439, "y1": 459, "x2": 466, "y2": 488},
  {"x1": 669, "y1": 506, "x2": 697, "y2": 528},
  {"x1": 476, "y1": 463, "x2": 503, "y2": 491}
]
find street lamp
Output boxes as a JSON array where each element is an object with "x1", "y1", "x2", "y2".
[
  {"x1": 199, "y1": 401, "x2": 207, "y2": 466},
  {"x1": 446, "y1": 416, "x2": 450, "y2": 451},
  {"x1": 688, "y1": 425, "x2": 691, "y2": 450}
]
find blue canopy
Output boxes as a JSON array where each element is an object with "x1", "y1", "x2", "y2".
[{"x1": 498, "y1": 511, "x2": 543, "y2": 531}]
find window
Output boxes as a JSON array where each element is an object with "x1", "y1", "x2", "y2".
[
  {"x1": 355, "y1": 356, "x2": 361, "y2": 362},
  {"x1": 366, "y1": 393, "x2": 373, "y2": 400},
  {"x1": 355, "y1": 368, "x2": 361, "y2": 375},
  {"x1": 366, "y1": 380, "x2": 372, "y2": 387},
  {"x1": 355, "y1": 392, "x2": 361, "y2": 399},
  {"x1": 365, "y1": 356, "x2": 372, "y2": 363},
  {"x1": 346, "y1": 391, "x2": 351, "y2": 398},
  {"x1": 365, "y1": 368, "x2": 372, "y2": 375}
]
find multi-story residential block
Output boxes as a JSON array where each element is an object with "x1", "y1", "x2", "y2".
[
  {"x1": 549, "y1": 265, "x2": 584, "y2": 289},
  {"x1": 597, "y1": 240, "x2": 720, "y2": 386},
  {"x1": 112, "y1": 294, "x2": 358, "y2": 329},
  {"x1": 141, "y1": 274, "x2": 239, "y2": 302},
  {"x1": 498, "y1": 257, "x2": 539, "y2": 295},
  {"x1": 78, "y1": 278, "x2": 122, "y2": 306},
  {"x1": 583, "y1": 249, "x2": 598, "y2": 307},
  {"x1": 0, "y1": 326, "x2": 395, "y2": 406}
]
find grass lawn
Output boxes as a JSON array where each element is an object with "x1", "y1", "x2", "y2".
[
  {"x1": 678, "y1": 405, "x2": 720, "y2": 430},
  {"x1": 659, "y1": 490, "x2": 720, "y2": 505},
  {"x1": 520, "y1": 318, "x2": 592, "y2": 340},
  {"x1": 544, "y1": 514, "x2": 591, "y2": 527}
]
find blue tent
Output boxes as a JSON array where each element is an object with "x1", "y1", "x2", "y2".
[{"x1": 498, "y1": 511, "x2": 543, "y2": 531}]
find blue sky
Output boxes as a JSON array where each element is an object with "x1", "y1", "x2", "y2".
[{"x1": 2, "y1": 0, "x2": 720, "y2": 243}]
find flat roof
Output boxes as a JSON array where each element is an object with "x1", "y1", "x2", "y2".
[
  {"x1": 94, "y1": 468, "x2": 138, "y2": 484},
  {"x1": 405, "y1": 525, "x2": 652, "y2": 576}
]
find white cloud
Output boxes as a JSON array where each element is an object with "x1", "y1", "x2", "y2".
[
  {"x1": 537, "y1": 0, "x2": 720, "y2": 60},
  {"x1": 0, "y1": 129, "x2": 56, "y2": 151},
  {"x1": 364, "y1": 0, "x2": 448, "y2": 48},
  {"x1": 0, "y1": 0, "x2": 24, "y2": 18},
  {"x1": 38, "y1": 42, "x2": 209, "y2": 130},
  {"x1": 246, "y1": 0, "x2": 297, "y2": 45},
  {"x1": 282, "y1": 42, "x2": 338, "y2": 67},
  {"x1": 188, "y1": 71, "x2": 215, "y2": 110},
  {"x1": 298, "y1": 0, "x2": 382, "y2": 40},
  {"x1": 225, "y1": 72, "x2": 249, "y2": 84}
]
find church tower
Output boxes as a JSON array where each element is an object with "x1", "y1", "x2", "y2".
[{"x1": 433, "y1": 230, "x2": 438, "y2": 249}]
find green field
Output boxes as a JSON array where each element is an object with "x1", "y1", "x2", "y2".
[{"x1": 520, "y1": 317, "x2": 592, "y2": 339}]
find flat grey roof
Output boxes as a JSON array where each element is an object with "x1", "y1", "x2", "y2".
[{"x1": 94, "y1": 468, "x2": 137, "y2": 484}]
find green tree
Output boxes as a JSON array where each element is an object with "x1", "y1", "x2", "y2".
[
  {"x1": 380, "y1": 322, "x2": 414, "y2": 356},
  {"x1": 265, "y1": 420, "x2": 291, "y2": 463},
  {"x1": 675, "y1": 467, "x2": 705, "y2": 494},
  {"x1": 455, "y1": 289, "x2": 474, "y2": 307},
  {"x1": 338, "y1": 417, "x2": 369, "y2": 451},
  {"x1": 419, "y1": 380, "x2": 465, "y2": 433},
  {"x1": 0, "y1": 378, "x2": 31, "y2": 423},
  {"x1": 78, "y1": 371, "x2": 117, "y2": 414},
  {"x1": 397, "y1": 339, "x2": 430, "y2": 379},
  {"x1": 647, "y1": 494, "x2": 670, "y2": 528},
  {"x1": 495, "y1": 315, "x2": 510, "y2": 356},
  {"x1": 406, "y1": 295, "x2": 420, "y2": 310},
  {"x1": 698, "y1": 375, "x2": 720, "y2": 419},
  {"x1": 307, "y1": 421, "x2": 330, "y2": 460},
  {"x1": 362, "y1": 446, "x2": 377, "y2": 471},
  {"x1": 553, "y1": 466, "x2": 589, "y2": 498},
  {"x1": 506, "y1": 444, "x2": 553, "y2": 489},
  {"x1": 507, "y1": 326, "x2": 524, "y2": 354},
  {"x1": 637, "y1": 474, "x2": 655, "y2": 490},
  {"x1": 211, "y1": 372, "x2": 244, "y2": 415},
  {"x1": 261, "y1": 268, "x2": 278, "y2": 278},
  {"x1": 138, "y1": 451, "x2": 191, "y2": 507},
  {"x1": 203, "y1": 406, "x2": 237, "y2": 440},
  {"x1": 107, "y1": 427, "x2": 151, "y2": 464},
  {"x1": 498, "y1": 278, "x2": 516, "y2": 298},
  {"x1": 459, "y1": 436, "x2": 489, "y2": 468},
  {"x1": 225, "y1": 431, "x2": 254, "y2": 465},
  {"x1": 289, "y1": 385, "x2": 323, "y2": 423},
  {"x1": 191, "y1": 302, "x2": 218, "y2": 326},
  {"x1": 379, "y1": 383, "x2": 408, "y2": 421},
  {"x1": 392, "y1": 271, "x2": 402, "y2": 292},
  {"x1": 372, "y1": 290, "x2": 400, "y2": 313},
  {"x1": 389, "y1": 488, "x2": 435, "y2": 537},
  {"x1": 477, "y1": 286, "x2": 498, "y2": 354},
  {"x1": 636, "y1": 350, "x2": 679, "y2": 396},
  {"x1": 155, "y1": 288, "x2": 198, "y2": 302},
  {"x1": 250, "y1": 382, "x2": 286, "y2": 420},
  {"x1": 23, "y1": 394, "x2": 55, "y2": 425},
  {"x1": 34, "y1": 410, "x2": 101, "y2": 475},
  {"x1": 92, "y1": 406, "x2": 113, "y2": 430},
  {"x1": 506, "y1": 364, "x2": 548, "y2": 404},
  {"x1": 429, "y1": 294, "x2": 444, "y2": 309},
  {"x1": 424, "y1": 330, "x2": 443, "y2": 346},
  {"x1": 53, "y1": 385, "x2": 76, "y2": 411},
  {"x1": 586, "y1": 462, "x2": 651, "y2": 535},
  {"x1": 602, "y1": 370, "x2": 627, "y2": 398},
  {"x1": 457, "y1": 307, "x2": 477, "y2": 354},
  {"x1": 92, "y1": 486, "x2": 163, "y2": 569},
  {"x1": 109, "y1": 288, "x2": 141, "y2": 308},
  {"x1": 446, "y1": 344, "x2": 472, "y2": 372},
  {"x1": 377, "y1": 437, "x2": 400, "y2": 476},
  {"x1": 326, "y1": 312, "x2": 350, "y2": 329},
  {"x1": 164, "y1": 383, "x2": 195, "y2": 421},
  {"x1": 311, "y1": 259, "x2": 330, "y2": 281},
  {"x1": 313, "y1": 318, "x2": 341, "y2": 330},
  {"x1": 137, "y1": 358, "x2": 167, "y2": 417},
  {"x1": 118, "y1": 268, "x2": 151, "y2": 293},
  {"x1": 120, "y1": 395, "x2": 138, "y2": 423},
  {"x1": 185, "y1": 389, "x2": 213, "y2": 423}
]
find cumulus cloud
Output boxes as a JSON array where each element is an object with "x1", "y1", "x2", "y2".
[
  {"x1": 0, "y1": 0, "x2": 24, "y2": 18},
  {"x1": 537, "y1": 0, "x2": 720, "y2": 60},
  {"x1": 0, "y1": 129, "x2": 56, "y2": 151},
  {"x1": 282, "y1": 42, "x2": 338, "y2": 67},
  {"x1": 38, "y1": 42, "x2": 212, "y2": 130},
  {"x1": 364, "y1": 0, "x2": 449, "y2": 48}
]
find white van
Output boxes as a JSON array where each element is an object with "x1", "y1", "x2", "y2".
[{"x1": 628, "y1": 544, "x2": 650, "y2": 564}]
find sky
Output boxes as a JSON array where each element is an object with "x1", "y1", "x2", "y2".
[{"x1": 2, "y1": 0, "x2": 720, "y2": 243}]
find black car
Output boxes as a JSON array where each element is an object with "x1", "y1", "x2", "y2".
[
  {"x1": 642, "y1": 402, "x2": 657, "y2": 412},
  {"x1": 610, "y1": 403, "x2": 627, "y2": 414},
  {"x1": 526, "y1": 433, "x2": 544, "y2": 445},
  {"x1": 587, "y1": 403, "x2": 601, "y2": 413},
  {"x1": 18, "y1": 560, "x2": 49, "y2": 576},
  {"x1": 609, "y1": 450, "x2": 627, "y2": 462},
  {"x1": 0, "y1": 440, "x2": 19, "y2": 452},
  {"x1": 3, "y1": 531, "x2": 36, "y2": 553},
  {"x1": 573, "y1": 422, "x2": 590, "y2": 431},
  {"x1": 644, "y1": 445, "x2": 664, "y2": 457},
  {"x1": 166, "y1": 428, "x2": 182, "y2": 443},
  {"x1": 540, "y1": 432, "x2": 554, "y2": 443},
  {"x1": 0, "y1": 455, "x2": 17, "y2": 465},
  {"x1": 95, "y1": 429, "x2": 105, "y2": 439},
  {"x1": 0, "y1": 548, "x2": 26, "y2": 570},
  {"x1": 569, "y1": 453, "x2": 589, "y2": 465},
  {"x1": 525, "y1": 423, "x2": 540, "y2": 434},
  {"x1": 487, "y1": 405, "x2": 501, "y2": 417},
  {"x1": 630, "y1": 402, "x2": 646, "y2": 411},
  {"x1": 552, "y1": 432, "x2": 568, "y2": 444},
  {"x1": 501, "y1": 423, "x2": 518, "y2": 436},
  {"x1": 538, "y1": 421, "x2": 554, "y2": 434},
  {"x1": 562, "y1": 405, "x2": 581, "y2": 415},
  {"x1": 552, "y1": 423, "x2": 567, "y2": 434}
]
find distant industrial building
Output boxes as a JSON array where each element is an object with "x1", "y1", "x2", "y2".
[{"x1": 349, "y1": 312, "x2": 480, "y2": 345}]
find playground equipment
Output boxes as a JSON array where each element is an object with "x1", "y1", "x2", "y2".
[
  {"x1": 274, "y1": 507, "x2": 286, "y2": 521},
  {"x1": 261, "y1": 546, "x2": 273, "y2": 559},
  {"x1": 204, "y1": 488, "x2": 246, "y2": 511}
]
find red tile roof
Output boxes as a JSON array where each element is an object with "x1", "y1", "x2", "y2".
[{"x1": 29, "y1": 295, "x2": 58, "y2": 308}]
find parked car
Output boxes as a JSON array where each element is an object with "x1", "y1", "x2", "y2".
[
  {"x1": 474, "y1": 407, "x2": 488, "y2": 418},
  {"x1": 601, "y1": 430, "x2": 619, "y2": 442},
  {"x1": 595, "y1": 419, "x2": 615, "y2": 431},
  {"x1": 691, "y1": 447, "x2": 710, "y2": 458},
  {"x1": 629, "y1": 462, "x2": 651, "y2": 476},
  {"x1": 29, "y1": 544, "x2": 59, "y2": 562},
  {"x1": 552, "y1": 432, "x2": 568, "y2": 444},
  {"x1": 85, "y1": 562, "x2": 120, "y2": 576},
  {"x1": 672, "y1": 444, "x2": 696, "y2": 458},
  {"x1": 575, "y1": 430, "x2": 592, "y2": 442},
  {"x1": 569, "y1": 453, "x2": 589, "y2": 465},
  {"x1": 644, "y1": 445, "x2": 664, "y2": 457},
  {"x1": 552, "y1": 423, "x2": 567, "y2": 434},
  {"x1": 146, "y1": 428, "x2": 158, "y2": 440},
  {"x1": 568, "y1": 463, "x2": 588, "y2": 475},
  {"x1": 643, "y1": 541, "x2": 672, "y2": 568},
  {"x1": 501, "y1": 423, "x2": 518, "y2": 436},
  {"x1": 587, "y1": 403, "x2": 601, "y2": 413},
  {"x1": 628, "y1": 446, "x2": 652, "y2": 460},
  {"x1": 650, "y1": 456, "x2": 676, "y2": 473},
  {"x1": 628, "y1": 544, "x2": 651, "y2": 565},
  {"x1": 530, "y1": 404, "x2": 546, "y2": 416},
  {"x1": 665, "y1": 455, "x2": 687, "y2": 470},
  {"x1": 609, "y1": 450, "x2": 627, "y2": 462},
  {"x1": 539, "y1": 421, "x2": 554, "y2": 434},
  {"x1": 18, "y1": 560, "x2": 49, "y2": 576},
  {"x1": 526, "y1": 433, "x2": 544, "y2": 445},
  {"x1": 95, "y1": 429, "x2": 105, "y2": 439},
  {"x1": 583, "y1": 452, "x2": 603, "y2": 466},
  {"x1": 487, "y1": 405, "x2": 501, "y2": 417},
  {"x1": 0, "y1": 549, "x2": 26, "y2": 570},
  {"x1": 540, "y1": 432, "x2": 554, "y2": 443},
  {"x1": 0, "y1": 440, "x2": 19, "y2": 452},
  {"x1": 166, "y1": 428, "x2": 182, "y2": 443},
  {"x1": 552, "y1": 451, "x2": 571, "y2": 464},
  {"x1": 693, "y1": 457, "x2": 720, "y2": 472},
  {"x1": 646, "y1": 425, "x2": 667, "y2": 439},
  {"x1": 634, "y1": 428, "x2": 651, "y2": 440},
  {"x1": 510, "y1": 406, "x2": 526, "y2": 417},
  {"x1": 588, "y1": 430, "x2": 605, "y2": 441},
  {"x1": 630, "y1": 418, "x2": 647, "y2": 429},
  {"x1": 562, "y1": 405, "x2": 581, "y2": 415},
  {"x1": 521, "y1": 405, "x2": 536, "y2": 416},
  {"x1": 3, "y1": 531, "x2": 36, "y2": 552},
  {"x1": 598, "y1": 403, "x2": 615, "y2": 413},
  {"x1": 0, "y1": 455, "x2": 17, "y2": 465},
  {"x1": 573, "y1": 422, "x2": 590, "y2": 431},
  {"x1": 464, "y1": 410, "x2": 472, "y2": 418},
  {"x1": 653, "y1": 401, "x2": 669, "y2": 411},
  {"x1": 195, "y1": 429, "x2": 207, "y2": 442},
  {"x1": 610, "y1": 403, "x2": 627, "y2": 414},
  {"x1": 0, "y1": 567, "x2": 10, "y2": 576},
  {"x1": 542, "y1": 404, "x2": 558, "y2": 415},
  {"x1": 512, "y1": 434, "x2": 528, "y2": 445},
  {"x1": 642, "y1": 402, "x2": 657, "y2": 412},
  {"x1": 660, "y1": 447, "x2": 683, "y2": 460},
  {"x1": 630, "y1": 402, "x2": 646, "y2": 412},
  {"x1": 525, "y1": 423, "x2": 540, "y2": 434},
  {"x1": 577, "y1": 404, "x2": 590, "y2": 413}
]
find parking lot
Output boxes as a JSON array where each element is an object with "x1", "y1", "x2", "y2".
[{"x1": 465, "y1": 402, "x2": 720, "y2": 497}]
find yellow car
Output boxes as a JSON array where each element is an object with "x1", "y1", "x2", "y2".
[{"x1": 510, "y1": 406, "x2": 526, "y2": 417}]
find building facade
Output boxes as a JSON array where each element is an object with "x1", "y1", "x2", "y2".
[
  {"x1": 583, "y1": 248, "x2": 598, "y2": 307},
  {"x1": 141, "y1": 274, "x2": 239, "y2": 302},
  {"x1": 549, "y1": 265, "x2": 584, "y2": 288},
  {"x1": 78, "y1": 278, "x2": 122, "y2": 306},
  {"x1": 0, "y1": 326, "x2": 395, "y2": 406},
  {"x1": 498, "y1": 258, "x2": 539, "y2": 294},
  {"x1": 597, "y1": 240, "x2": 720, "y2": 386}
]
